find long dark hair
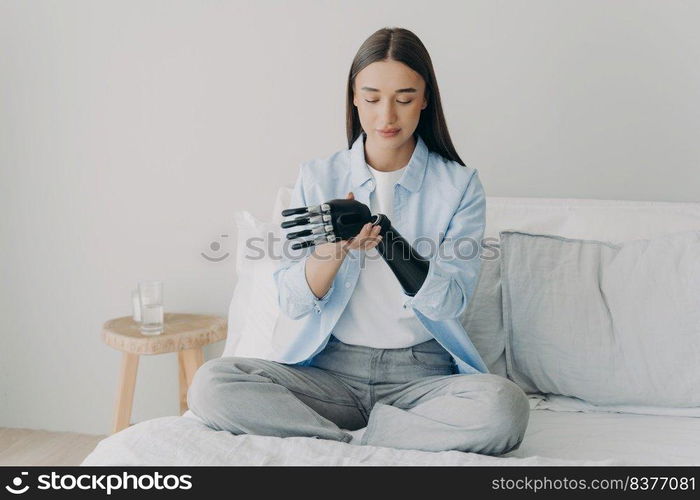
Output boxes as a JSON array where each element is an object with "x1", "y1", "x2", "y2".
[{"x1": 345, "y1": 27, "x2": 465, "y2": 166}]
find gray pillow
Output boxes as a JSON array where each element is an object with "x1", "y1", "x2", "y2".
[
  {"x1": 460, "y1": 254, "x2": 507, "y2": 377},
  {"x1": 500, "y1": 230, "x2": 700, "y2": 407}
]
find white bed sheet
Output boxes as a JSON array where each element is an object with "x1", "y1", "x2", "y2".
[
  {"x1": 502, "y1": 409, "x2": 700, "y2": 465},
  {"x1": 81, "y1": 406, "x2": 700, "y2": 466},
  {"x1": 529, "y1": 393, "x2": 700, "y2": 418}
]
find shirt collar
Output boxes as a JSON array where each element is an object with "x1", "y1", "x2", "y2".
[{"x1": 349, "y1": 132, "x2": 429, "y2": 193}]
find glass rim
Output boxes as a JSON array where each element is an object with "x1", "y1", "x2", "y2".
[{"x1": 138, "y1": 280, "x2": 163, "y2": 287}]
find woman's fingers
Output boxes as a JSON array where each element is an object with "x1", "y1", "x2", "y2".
[
  {"x1": 346, "y1": 223, "x2": 382, "y2": 251},
  {"x1": 352, "y1": 223, "x2": 371, "y2": 247},
  {"x1": 372, "y1": 225, "x2": 383, "y2": 247},
  {"x1": 339, "y1": 222, "x2": 383, "y2": 252}
]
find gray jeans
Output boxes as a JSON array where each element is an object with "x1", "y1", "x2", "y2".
[{"x1": 187, "y1": 335, "x2": 530, "y2": 455}]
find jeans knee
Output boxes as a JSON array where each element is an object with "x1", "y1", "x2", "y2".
[
  {"x1": 187, "y1": 357, "x2": 250, "y2": 418},
  {"x1": 187, "y1": 358, "x2": 221, "y2": 414},
  {"x1": 450, "y1": 374, "x2": 530, "y2": 446},
  {"x1": 486, "y1": 378, "x2": 530, "y2": 444}
]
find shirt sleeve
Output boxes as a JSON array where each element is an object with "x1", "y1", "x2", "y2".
[
  {"x1": 272, "y1": 163, "x2": 336, "y2": 320},
  {"x1": 402, "y1": 169, "x2": 486, "y2": 321}
]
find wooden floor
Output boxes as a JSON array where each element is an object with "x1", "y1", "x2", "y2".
[{"x1": 0, "y1": 427, "x2": 107, "y2": 466}]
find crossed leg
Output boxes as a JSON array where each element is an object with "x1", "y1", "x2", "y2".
[
  {"x1": 187, "y1": 356, "x2": 367, "y2": 443},
  {"x1": 362, "y1": 373, "x2": 530, "y2": 455}
]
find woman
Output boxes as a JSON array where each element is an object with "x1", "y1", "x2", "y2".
[{"x1": 189, "y1": 27, "x2": 530, "y2": 456}]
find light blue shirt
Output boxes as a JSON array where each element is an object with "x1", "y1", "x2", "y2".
[{"x1": 272, "y1": 132, "x2": 489, "y2": 375}]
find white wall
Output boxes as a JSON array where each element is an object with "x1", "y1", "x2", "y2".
[{"x1": 1, "y1": 0, "x2": 698, "y2": 435}]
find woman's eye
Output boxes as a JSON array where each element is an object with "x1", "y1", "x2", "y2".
[{"x1": 364, "y1": 99, "x2": 413, "y2": 105}]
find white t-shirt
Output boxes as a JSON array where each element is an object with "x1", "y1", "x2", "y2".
[{"x1": 331, "y1": 163, "x2": 433, "y2": 348}]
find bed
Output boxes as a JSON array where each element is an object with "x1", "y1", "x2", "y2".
[
  {"x1": 82, "y1": 192, "x2": 700, "y2": 466},
  {"x1": 81, "y1": 401, "x2": 700, "y2": 466}
]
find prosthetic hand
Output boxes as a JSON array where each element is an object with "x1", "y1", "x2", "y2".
[{"x1": 281, "y1": 198, "x2": 429, "y2": 296}]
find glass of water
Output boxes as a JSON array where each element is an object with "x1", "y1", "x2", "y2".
[{"x1": 138, "y1": 280, "x2": 164, "y2": 335}]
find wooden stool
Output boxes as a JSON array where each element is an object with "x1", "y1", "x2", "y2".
[{"x1": 102, "y1": 313, "x2": 227, "y2": 434}]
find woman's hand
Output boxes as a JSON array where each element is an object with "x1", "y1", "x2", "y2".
[
  {"x1": 338, "y1": 192, "x2": 382, "y2": 252},
  {"x1": 305, "y1": 191, "x2": 381, "y2": 300}
]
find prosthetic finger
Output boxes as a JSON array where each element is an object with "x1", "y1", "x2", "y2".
[
  {"x1": 281, "y1": 213, "x2": 332, "y2": 229},
  {"x1": 281, "y1": 203, "x2": 331, "y2": 217}
]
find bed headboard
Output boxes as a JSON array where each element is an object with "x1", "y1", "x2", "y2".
[{"x1": 273, "y1": 186, "x2": 700, "y2": 243}]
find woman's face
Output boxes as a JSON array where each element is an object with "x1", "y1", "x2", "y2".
[{"x1": 353, "y1": 59, "x2": 428, "y2": 147}]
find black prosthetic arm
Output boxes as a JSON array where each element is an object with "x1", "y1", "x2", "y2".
[
  {"x1": 370, "y1": 213, "x2": 429, "y2": 296},
  {"x1": 281, "y1": 198, "x2": 429, "y2": 296}
]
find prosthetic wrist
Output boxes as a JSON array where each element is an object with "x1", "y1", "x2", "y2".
[{"x1": 281, "y1": 198, "x2": 429, "y2": 296}]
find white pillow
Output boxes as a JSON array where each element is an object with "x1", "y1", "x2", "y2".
[{"x1": 222, "y1": 211, "x2": 304, "y2": 359}]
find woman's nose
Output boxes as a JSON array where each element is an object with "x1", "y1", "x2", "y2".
[{"x1": 380, "y1": 102, "x2": 398, "y2": 124}]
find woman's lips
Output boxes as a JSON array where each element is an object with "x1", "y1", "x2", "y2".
[{"x1": 377, "y1": 129, "x2": 400, "y2": 137}]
